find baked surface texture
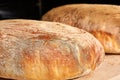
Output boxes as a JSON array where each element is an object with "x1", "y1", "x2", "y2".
[
  {"x1": 0, "y1": 19, "x2": 104, "y2": 80},
  {"x1": 42, "y1": 4, "x2": 120, "y2": 54}
]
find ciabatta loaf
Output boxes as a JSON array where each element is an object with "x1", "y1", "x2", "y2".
[
  {"x1": 0, "y1": 19, "x2": 104, "y2": 80},
  {"x1": 42, "y1": 4, "x2": 120, "y2": 54}
]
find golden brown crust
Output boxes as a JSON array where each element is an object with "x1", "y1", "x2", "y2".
[
  {"x1": 0, "y1": 19, "x2": 104, "y2": 80},
  {"x1": 91, "y1": 31, "x2": 120, "y2": 53},
  {"x1": 42, "y1": 4, "x2": 120, "y2": 54}
]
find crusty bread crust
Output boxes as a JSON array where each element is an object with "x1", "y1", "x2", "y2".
[
  {"x1": 0, "y1": 19, "x2": 104, "y2": 80},
  {"x1": 42, "y1": 4, "x2": 120, "y2": 54}
]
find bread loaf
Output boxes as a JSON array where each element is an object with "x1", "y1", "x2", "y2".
[
  {"x1": 0, "y1": 19, "x2": 104, "y2": 80},
  {"x1": 42, "y1": 4, "x2": 120, "y2": 54}
]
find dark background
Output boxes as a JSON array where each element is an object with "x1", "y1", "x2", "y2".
[
  {"x1": 0, "y1": 0, "x2": 40, "y2": 20},
  {"x1": 0, "y1": 0, "x2": 120, "y2": 20}
]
